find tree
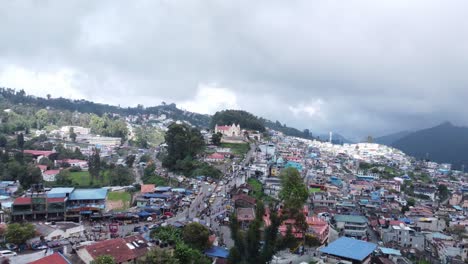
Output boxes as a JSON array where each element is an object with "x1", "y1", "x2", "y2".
[
  {"x1": 5, "y1": 223, "x2": 36, "y2": 245},
  {"x1": 91, "y1": 255, "x2": 116, "y2": 264},
  {"x1": 88, "y1": 148, "x2": 101, "y2": 181},
  {"x1": 174, "y1": 243, "x2": 211, "y2": 264},
  {"x1": 17, "y1": 133, "x2": 24, "y2": 150},
  {"x1": 303, "y1": 129, "x2": 310, "y2": 138},
  {"x1": 125, "y1": 155, "x2": 136, "y2": 168},
  {"x1": 46, "y1": 94, "x2": 51, "y2": 100},
  {"x1": 109, "y1": 165, "x2": 133, "y2": 186},
  {"x1": 162, "y1": 124, "x2": 204, "y2": 170},
  {"x1": 69, "y1": 127, "x2": 77, "y2": 142},
  {"x1": 279, "y1": 168, "x2": 308, "y2": 211},
  {"x1": 56, "y1": 170, "x2": 73, "y2": 186},
  {"x1": 211, "y1": 132, "x2": 222, "y2": 146},
  {"x1": 0, "y1": 135, "x2": 7, "y2": 148},
  {"x1": 140, "y1": 248, "x2": 179, "y2": 264},
  {"x1": 19, "y1": 165, "x2": 42, "y2": 189},
  {"x1": 182, "y1": 223, "x2": 210, "y2": 251},
  {"x1": 438, "y1": 184, "x2": 450, "y2": 201}
]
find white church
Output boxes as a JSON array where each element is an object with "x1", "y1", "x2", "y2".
[{"x1": 214, "y1": 123, "x2": 241, "y2": 137}]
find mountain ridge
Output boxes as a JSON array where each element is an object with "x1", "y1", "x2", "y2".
[{"x1": 392, "y1": 122, "x2": 468, "y2": 170}]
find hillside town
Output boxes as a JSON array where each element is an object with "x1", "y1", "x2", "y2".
[{"x1": 0, "y1": 102, "x2": 466, "y2": 264}]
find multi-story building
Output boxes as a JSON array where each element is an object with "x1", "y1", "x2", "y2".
[
  {"x1": 311, "y1": 192, "x2": 337, "y2": 208},
  {"x1": 334, "y1": 214, "x2": 368, "y2": 239},
  {"x1": 382, "y1": 224, "x2": 425, "y2": 251},
  {"x1": 11, "y1": 187, "x2": 108, "y2": 222}
]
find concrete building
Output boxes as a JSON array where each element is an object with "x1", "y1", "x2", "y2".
[
  {"x1": 334, "y1": 214, "x2": 368, "y2": 239},
  {"x1": 382, "y1": 224, "x2": 425, "y2": 251}
]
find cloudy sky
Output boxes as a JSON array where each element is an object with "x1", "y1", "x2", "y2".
[{"x1": 1, "y1": 0, "x2": 468, "y2": 139}]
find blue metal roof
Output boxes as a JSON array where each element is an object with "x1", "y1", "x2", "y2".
[
  {"x1": 69, "y1": 188, "x2": 108, "y2": 200},
  {"x1": 155, "y1": 186, "x2": 172, "y2": 192},
  {"x1": 143, "y1": 193, "x2": 170, "y2": 199},
  {"x1": 204, "y1": 246, "x2": 229, "y2": 259},
  {"x1": 380, "y1": 247, "x2": 401, "y2": 256},
  {"x1": 47, "y1": 187, "x2": 75, "y2": 198},
  {"x1": 320, "y1": 237, "x2": 376, "y2": 261}
]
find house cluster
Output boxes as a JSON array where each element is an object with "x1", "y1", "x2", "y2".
[{"x1": 241, "y1": 128, "x2": 468, "y2": 263}]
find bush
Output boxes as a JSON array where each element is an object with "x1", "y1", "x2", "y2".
[{"x1": 69, "y1": 166, "x2": 82, "y2": 172}]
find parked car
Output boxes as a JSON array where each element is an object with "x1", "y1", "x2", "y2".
[
  {"x1": 4, "y1": 244, "x2": 17, "y2": 251},
  {"x1": 0, "y1": 250, "x2": 17, "y2": 258},
  {"x1": 164, "y1": 212, "x2": 174, "y2": 217}
]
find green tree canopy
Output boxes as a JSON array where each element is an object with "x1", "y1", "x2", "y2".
[
  {"x1": 162, "y1": 123, "x2": 204, "y2": 170},
  {"x1": 182, "y1": 222, "x2": 210, "y2": 251},
  {"x1": 91, "y1": 255, "x2": 116, "y2": 264},
  {"x1": 5, "y1": 223, "x2": 36, "y2": 245},
  {"x1": 279, "y1": 167, "x2": 308, "y2": 211},
  {"x1": 139, "y1": 248, "x2": 179, "y2": 264},
  {"x1": 211, "y1": 110, "x2": 265, "y2": 132}
]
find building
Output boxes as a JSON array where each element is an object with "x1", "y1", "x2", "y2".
[
  {"x1": 33, "y1": 222, "x2": 85, "y2": 241},
  {"x1": 233, "y1": 194, "x2": 256, "y2": 208},
  {"x1": 60, "y1": 126, "x2": 91, "y2": 135},
  {"x1": 43, "y1": 169, "x2": 61, "y2": 182},
  {"x1": 334, "y1": 214, "x2": 368, "y2": 239},
  {"x1": 311, "y1": 192, "x2": 337, "y2": 208},
  {"x1": 205, "y1": 153, "x2": 225, "y2": 162},
  {"x1": 382, "y1": 224, "x2": 425, "y2": 251},
  {"x1": 77, "y1": 235, "x2": 150, "y2": 264},
  {"x1": 11, "y1": 195, "x2": 67, "y2": 221},
  {"x1": 320, "y1": 237, "x2": 377, "y2": 264},
  {"x1": 215, "y1": 123, "x2": 241, "y2": 137},
  {"x1": 307, "y1": 216, "x2": 329, "y2": 244},
  {"x1": 29, "y1": 252, "x2": 72, "y2": 264},
  {"x1": 236, "y1": 207, "x2": 255, "y2": 230},
  {"x1": 66, "y1": 188, "x2": 108, "y2": 219}
]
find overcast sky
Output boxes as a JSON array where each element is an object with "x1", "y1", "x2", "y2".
[{"x1": 1, "y1": 1, "x2": 468, "y2": 139}]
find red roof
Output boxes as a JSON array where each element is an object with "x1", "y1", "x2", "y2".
[
  {"x1": 37, "y1": 165, "x2": 48, "y2": 171},
  {"x1": 141, "y1": 184, "x2": 155, "y2": 194},
  {"x1": 84, "y1": 235, "x2": 148, "y2": 263},
  {"x1": 216, "y1": 126, "x2": 230, "y2": 131},
  {"x1": 29, "y1": 253, "x2": 70, "y2": 264},
  {"x1": 44, "y1": 169, "x2": 61, "y2": 175},
  {"x1": 207, "y1": 153, "x2": 225, "y2": 160},
  {"x1": 47, "y1": 197, "x2": 65, "y2": 203},
  {"x1": 233, "y1": 194, "x2": 256, "y2": 205},
  {"x1": 24, "y1": 150, "x2": 54, "y2": 156},
  {"x1": 14, "y1": 197, "x2": 31, "y2": 205}
]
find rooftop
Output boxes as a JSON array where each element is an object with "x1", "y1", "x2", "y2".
[
  {"x1": 334, "y1": 214, "x2": 368, "y2": 224},
  {"x1": 47, "y1": 187, "x2": 75, "y2": 198},
  {"x1": 29, "y1": 252, "x2": 72, "y2": 264},
  {"x1": 83, "y1": 235, "x2": 149, "y2": 263},
  {"x1": 69, "y1": 188, "x2": 108, "y2": 201},
  {"x1": 140, "y1": 184, "x2": 155, "y2": 194},
  {"x1": 320, "y1": 237, "x2": 377, "y2": 261}
]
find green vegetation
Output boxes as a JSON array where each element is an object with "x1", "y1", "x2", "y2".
[
  {"x1": 160, "y1": 124, "x2": 221, "y2": 179},
  {"x1": 5, "y1": 223, "x2": 36, "y2": 246},
  {"x1": 279, "y1": 167, "x2": 308, "y2": 210},
  {"x1": 130, "y1": 126, "x2": 165, "y2": 148},
  {"x1": 211, "y1": 109, "x2": 265, "y2": 132},
  {"x1": 107, "y1": 191, "x2": 132, "y2": 210},
  {"x1": 149, "y1": 225, "x2": 211, "y2": 264},
  {"x1": 221, "y1": 143, "x2": 249, "y2": 156},
  {"x1": 91, "y1": 255, "x2": 116, "y2": 264},
  {"x1": 247, "y1": 178, "x2": 263, "y2": 200},
  {"x1": 70, "y1": 171, "x2": 96, "y2": 186}
]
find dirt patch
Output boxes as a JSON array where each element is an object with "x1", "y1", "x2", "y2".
[{"x1": 106, "y1": 200, "x2": 125, "y2": 211}]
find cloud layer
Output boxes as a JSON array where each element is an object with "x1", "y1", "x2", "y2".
[{"x1": 1, "y1": 0, "x2": 468, "y2": 139}]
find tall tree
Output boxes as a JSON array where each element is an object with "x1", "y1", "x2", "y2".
[
  {"x1": 17, "y1": 133, "x2": 24, "y2": 150},
  {"x1": 69, "y1": 127, "x2": 77, "y2": 142},
  {"x1": 125, "y1": 155, "x2": 136, "y2": 168},
  {"x1": 279, "y1": 168, "x2": 308, "y2": 211},
  {"x1": 88, "y1": 148, "x2": 101, "y2": 181},
  {"x1": 162, "y1": 124, "x2": 204, "y2": 170},
  {"x1": 211, "y1": 132, "x2": 222, "y2": 146}
]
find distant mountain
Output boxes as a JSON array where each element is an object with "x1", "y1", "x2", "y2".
[
  {"x1": 374, "y1": 130, "x2": 412, "y2": 146},
  {"x1": 392, "y1": 122, "x2": 468, "y2": 170}
]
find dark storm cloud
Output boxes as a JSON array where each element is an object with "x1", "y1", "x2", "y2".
[{"x1": 1, "y1": 0, "x2": 468, "y2": 138}]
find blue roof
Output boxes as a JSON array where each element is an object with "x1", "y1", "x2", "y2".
[
  {"x1": 155, "y1": 186, "x2": 172, "y2": 192},
  {"x1": 47, "y1": 187, "x2": 75, "y2": 198},
  {"x1": 320, "y1": 237, "x2": 377, "y2": 261},
  {"x1": 143, "y1": 193, "x2": 171, "y2": 199},
  {"x1": 171, "y1": 188, "x2": 186, "y2": 193},
  {"x1": 69, "y1": 188, "x2": 108, "y2": 200},
  {"x1": 204, "y1": 246, "x2": 229, "y2": 259},
  {"x1": 380, "y1": 247, "x2": 401, "y2": 256}
]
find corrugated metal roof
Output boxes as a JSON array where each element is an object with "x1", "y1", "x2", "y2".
[
  {"x1": 47, "y1": 188, "x2": 75, "y2": 198},
  {"x1": 320, "y1": 237, "x2": 377, "y2": 261},
  {"x1": 69, "y1": 188, "x2": 108, "y2": 200},
  {"x1": 380, "y1": 247, "x2": 401, "y2": 256},
  {"x1": 334, "y1": 214, "x2": 368, "y2": 224}
]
